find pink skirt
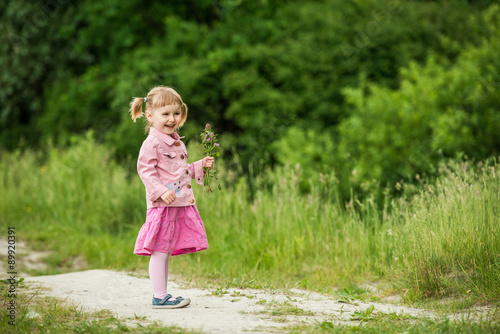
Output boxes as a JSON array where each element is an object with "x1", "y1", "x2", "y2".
[{"x1": 134, "y1": 205, "x2": 208, "y2": 256}]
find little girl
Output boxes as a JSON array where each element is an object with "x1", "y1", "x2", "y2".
[{"x1": 129, "y1": 86, "x2": 214, "y2": 309}]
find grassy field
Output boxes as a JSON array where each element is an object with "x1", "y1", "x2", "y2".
[{"x1": 1, "y1": 133, "x2": 499, "y2": 314}]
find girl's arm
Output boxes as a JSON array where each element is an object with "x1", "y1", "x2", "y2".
[
  {"x1": 189, "y1": 158, "x2": 208, "y2": 186},
  {"x1": 203, "y1": 156, "x2": 214, "y2": 169},
  {"x1": 137, "y1": 141, "x2": 168, "y2": 202},
  {"x1": 188, "y1": 156, "x2": 214, "y2": 186}
]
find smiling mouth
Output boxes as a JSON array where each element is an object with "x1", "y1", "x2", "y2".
[{"x1": 165, "y1": 124, "x2": 175, "y2": 128}]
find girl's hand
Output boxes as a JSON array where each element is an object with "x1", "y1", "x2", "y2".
[
  {"x1": 160, "y1": 190, "x2": 176, "y2": 204},
  {"x1": 203, "y1": 156, "x2": 215, "y2": 170}
]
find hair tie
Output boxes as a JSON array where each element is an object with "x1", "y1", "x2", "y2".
[{"x1": 144, "y1": 97, "x2": 147, "y2": 103}]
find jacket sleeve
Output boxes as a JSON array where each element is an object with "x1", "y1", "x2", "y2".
[
  {"x1": 189, "y1": 159, "x2": 206, "y2": 186},
  {"x1": 137, "y1": 141, "x2": 168, "y2": 202}
]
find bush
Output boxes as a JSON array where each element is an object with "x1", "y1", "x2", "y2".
[{"x1": 337, "y1": 4, "x2": 500, "y2": 193}]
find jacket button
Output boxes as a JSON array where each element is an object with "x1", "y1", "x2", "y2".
[
  {"x1": 175, "y1": 142, "x2": 180, "y2": 146},
  {"x1": 185, "y1": 170, "x2": 189, "y2": 174},
  {"x1": 180, "y1": 155, "x2": 184, "y2": 159},
  {"x1": 190, "y1": 199, "x2": 194, "y2": 203},
  {"x1": 187, "y1": 185, "x2": 192, "y2": 189}
]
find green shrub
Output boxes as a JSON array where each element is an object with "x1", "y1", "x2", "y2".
[{"x1": 337, "y1": 4, "x2": 500, "y2": 192}]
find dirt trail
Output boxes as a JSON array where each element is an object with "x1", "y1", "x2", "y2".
[{"x1": 22, "y1": 269, "x2": 459, "y2": 334}]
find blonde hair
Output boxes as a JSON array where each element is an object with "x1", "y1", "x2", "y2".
[{"x1": 129, "y1": 86, "x2": 188, "y2": 133}]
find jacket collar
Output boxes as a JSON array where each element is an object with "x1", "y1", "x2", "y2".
[{"x1": 149, "y1": 127, "x2": 184, "y2": 146}]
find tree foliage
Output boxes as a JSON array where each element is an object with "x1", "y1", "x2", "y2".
[
  {"x1": 337, "y1": 4, "x2": 500, "y2": 192},
  {"x1": 1, "y1": 0, "x2": 498, "y2": 197}
]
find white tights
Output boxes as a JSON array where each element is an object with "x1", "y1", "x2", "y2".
[{"x1": 149, "y1": 251, "x2": 172, "y2": 300}]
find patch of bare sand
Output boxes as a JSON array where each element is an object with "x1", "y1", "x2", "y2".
[
  {"x1": 0, "y1": 239, "x2": 86, "y2": 276},
  {"x1": 21, "y1": 270, "x2": 465, "y2": 334}
]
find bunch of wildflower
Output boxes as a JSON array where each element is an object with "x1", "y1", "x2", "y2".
[{"x1": 200, "y1": 123, "x2": 221, "y2": 192}]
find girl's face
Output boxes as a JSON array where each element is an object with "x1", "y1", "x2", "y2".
[{"x1": 146, "y1": 105, "x2": 183, "y2": 135}]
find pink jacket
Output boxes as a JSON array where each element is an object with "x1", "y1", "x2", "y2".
[{"x1": 137, "y1": 127, "x2": 205, "y2": 209}]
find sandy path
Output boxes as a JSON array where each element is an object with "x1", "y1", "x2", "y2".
[{"x1": 23, "y1": 269, "x2": 452, "y2": 333}]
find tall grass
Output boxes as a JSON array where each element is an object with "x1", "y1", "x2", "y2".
[
  {"x1": 1, "y1": 134, "x2": 499, "y2": 304},
  {"x1": 394, "y1": 160, "x2": 500, "y2": 302},
  {"x1": 0, "y1": 133, "x2": 147, "y2": 270}
]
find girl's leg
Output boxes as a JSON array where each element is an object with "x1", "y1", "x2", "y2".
[
  {"x1": 149, "y1": 251, "x2": 171, "y2": 300},
  {"x1": 164, "y1": 252, "x2": 172, "y2": 291}
]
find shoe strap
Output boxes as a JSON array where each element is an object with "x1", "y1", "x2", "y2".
[{"x1": 159, "y1": 294, "x2": 173, "y2": 304}]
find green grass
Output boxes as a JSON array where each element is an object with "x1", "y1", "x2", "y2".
[
  {"x1": 1, "y1": 133, "x2": 499, "y2": 310},
  {"x1": 258, "y1": 299, "x2": 316, "y2": 317},
  {"x1": 288, "y1": 316, "x2": 500, "y2": 333},
  {"x1": 393, "y1": 160, "x2": 500, "y2": 304}
]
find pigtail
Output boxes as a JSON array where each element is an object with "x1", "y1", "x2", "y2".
[
  {"x1": 129, "y1": 97, "x2": 147, "y2": 122},
  {"x1": 179, "y1": 102, "x2": 188, "y2": 128}
]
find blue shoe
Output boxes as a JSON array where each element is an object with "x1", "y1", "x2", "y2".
[{"x1": 152, "y1": 294, "x2": 191, "y2": 309}]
